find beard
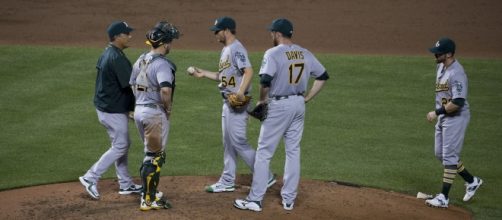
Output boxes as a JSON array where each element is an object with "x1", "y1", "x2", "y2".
[
  {"x1": 218, "y1": 35, "x2": 226, "y2": 44},
  {"x1": 435, "y1": 54, "x2": 445, "y2": 64},
  {"x1": 273, "y1": 37, "x2": 278, "y2": 46}
]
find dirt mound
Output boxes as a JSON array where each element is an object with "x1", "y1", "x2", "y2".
[{"x1": 0, "y1": 175, "x2": 470, "y2": 219}]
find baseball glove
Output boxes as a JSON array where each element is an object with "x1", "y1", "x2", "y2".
[
  {"x1": 227, "y1": 93, "x2": 252, "y2": 110},
  {"x1": 247, "y1": 103, "x2": 268, "y2": 121}
]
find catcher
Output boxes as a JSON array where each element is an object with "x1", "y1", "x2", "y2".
[
  {"x1": 130, "y1": 21, "x2": 180, "y2": 211},
  {"x1": 186, "y1": 16, "x2": 276, "y2": 193}
]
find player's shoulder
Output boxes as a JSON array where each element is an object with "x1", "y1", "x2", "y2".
[
  {"x1": 230, "y1": 40, "x2": 248, "y2": 53},
  {"x1": 292, "y1": 44, "x2": 314, "y2": 56},
  {"x1": 264, "y1": 45, "x2": 284, "y2": 57},
  {"x1": 450, "y1": 60, "x2": 466, "y2": 76},
  {"x1": 158, "y1": 56, "x2": 177, "y2": 72}
]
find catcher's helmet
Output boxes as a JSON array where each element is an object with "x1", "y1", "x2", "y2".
[{"x1": 146, "y1": 21, "x2": 180, "y2": 48}]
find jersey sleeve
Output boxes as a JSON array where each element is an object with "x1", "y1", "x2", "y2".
[
  {"x1": 129, "y1": 59, "x2": 140, "y2": 86},
  {"x1": 233, "y1": 47, "x2": 251, "y2": 71},
  {"x1": 450, "y1": 71, "x2": 467, "y2": 99},
  {"x1": 112, "y1": 55, "x2": 133, "y2": 89},
  {"x1": 156, "y1": 61, "x2": 174, "y2": 87},
  {"x1": 307, "y1": 51, "x2": 326, "y2": 78},
  {"x1": 259, "y1": 50, "x2": 277, "y2": 77}
]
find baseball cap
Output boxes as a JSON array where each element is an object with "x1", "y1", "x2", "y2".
[
  {"x1": 268, "y1": 18, "x2": 293, "y2": 37},
  {"x1": 209, "y1": 16, "x2": 236, "y2": 32},
  {"x1": 107, "y1": 21, "x2": 134, "y2": 39},
  {"x1": 429, "y1": 37, "x2": 456, "y2": 54}
]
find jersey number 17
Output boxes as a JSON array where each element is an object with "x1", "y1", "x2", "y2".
[{"x1": 289, "y1": 63, "x2": 304, "y2": 84}]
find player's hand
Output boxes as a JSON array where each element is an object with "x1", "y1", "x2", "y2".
[
  {"x1": 187, "y1": 66, "x2": 204, "y2": 78},
  {"x1": 426, "y1": 111, "x2": 437, "y2": 122},
  {"x1": 236, "y1": 91, "x2": 245, "y2": 101}
]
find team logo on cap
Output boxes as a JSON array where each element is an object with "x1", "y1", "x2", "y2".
[
  {"x1": 123, "y1": 22, "x2": 129, "y2": 27},
  {"x1": 214, "y1": 19, "x2": 218, "y2": 25},
  {"x1": 435, "y1": 41, "x2": 440, "y2": 47}
]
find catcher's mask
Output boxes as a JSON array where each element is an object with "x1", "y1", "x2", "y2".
[{"x1": 146, "y1": 21, "x2": 180, "y2": 48}]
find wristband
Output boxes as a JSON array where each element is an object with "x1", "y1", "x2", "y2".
[{"x1": 435, "y1": 106, "x2": 447, "y2": 115}]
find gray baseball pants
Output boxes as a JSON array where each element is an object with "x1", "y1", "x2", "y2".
[
  {"x1": 247, "y1": 95, "x2": 305, "y2": 204},
  {"x1": 83, "y1": 109, "x2": 134, "y2": 189}
]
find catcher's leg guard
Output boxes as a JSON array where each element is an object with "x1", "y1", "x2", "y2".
[{"x1": 140, "y1": 151, "x2": 166, "y2": 204}]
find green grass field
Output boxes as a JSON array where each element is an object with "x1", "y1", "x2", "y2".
[{"x1": 0, "y1": 45, "x2": 500, "y2": 219}]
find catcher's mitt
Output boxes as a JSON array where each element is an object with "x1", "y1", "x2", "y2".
[
  {"x1": 247, "y1": 103, "x2": 268, "y2": 121},
  {"x1": 227, "y1": 93, "x2": 252, "y2": 110}
]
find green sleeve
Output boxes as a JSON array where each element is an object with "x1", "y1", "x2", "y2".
[{"x1": 113, "y1": 55, "x2": 133, "y2": 89}]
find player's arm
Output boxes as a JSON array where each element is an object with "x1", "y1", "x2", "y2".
[
  {"x1": 237, "y1": 67, "x2": 253, "y2": 100},
  {"x1": 258, "y1": 74, "x2": 272, "y2": 104},
  {"x1": 305, "y1": 72, "x2": 329, "y2": 103},
  {"x1": 160, "y1": 85, "x2": 173, "y2": 119},
  {"x1": 426, "y1": 98, "x2": 465, "y2": 122},
  {"x1": 190, "y1": 67, "x2": 220, "y2": 81}
]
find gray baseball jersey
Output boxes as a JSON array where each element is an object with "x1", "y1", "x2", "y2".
[
  {"x1": 433, "y1": 60, "x2": 470, "y2": 165},
  {"x1": 130, "y1": 52, "x2": 175, "y2": 105},
  {"x1": 218, "y1": 39, "x2": 251, "y2": 95},
  {"x1": 260, "y1": 44, "x2": 326, "y2": 96},
  {"x1": 247, "y1": 44, "x2": 326, "y2": 204}
]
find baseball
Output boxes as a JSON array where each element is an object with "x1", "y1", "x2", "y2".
[{"x1": 187, "y1": 66, "x2": 196, "y2": 75}]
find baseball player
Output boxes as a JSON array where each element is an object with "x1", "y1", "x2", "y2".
[
  {"x1": 425, "y1": 37, "x2": 482, "y2": 208},
  {"x1": 129, "y1": 21, "x2": 180, "y2": 211},
  {"x1": 234, "y1": 18, "x2": 329, "y2": 212},
  {"x1": 79, "y1": 21, "x2": 142, "y2": 200},
  {"x1": 187, "y1": 16, "x2": 276, "y2": 193}
]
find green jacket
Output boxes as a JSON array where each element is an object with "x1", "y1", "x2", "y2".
[{"x1": 94, "y1": 43, "x2": 135, "y2": 113}]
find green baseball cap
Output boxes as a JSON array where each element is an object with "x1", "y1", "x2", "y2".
[
  {"x1": 429, "y1": 37, "x2": 456, "y2": 54},
  {"x1": 107, "y1": 21, "x2": 134, "y2": 39},
  {"x1": 210, "y1": 16, "x2": 236, "y2": 32},
  {"x1": 268, "y1": 18, "x2": 293, "y2": 37}
]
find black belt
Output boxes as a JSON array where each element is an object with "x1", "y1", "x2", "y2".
[
  {"x1": 136, "y1": 103, "x2": 159, "y2": 109},
  {"x1": 272, "y1": 92, "x2": 304, "y2": 100}
]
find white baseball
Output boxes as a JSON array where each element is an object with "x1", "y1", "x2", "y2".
[{"x1": 187, "y1": 66, "x2": 196, "y2": 75}]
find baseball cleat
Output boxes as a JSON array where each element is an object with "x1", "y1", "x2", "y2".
[
  {"x1": 463, "y1": 177, "x2": 483, "y2": 202},
  {"x1": 282, "y1": 201, "x2": 294, "y2": 211},
  {"x1": 119, "y1": 184, "x2": 142, "y2": 195},
  {"x1": 425, "y1": 193, "x2": 449, "y2": 208},
  {"x1": 234, "y1": 199, "x2": 262, "y2": 212},
  {"x1": 205, "y1": 182, "x2": 235, "y2": 193},
  {"x1": 140, "y1": 195, "x2": 171, "y2": 211},
  {"x1": 267, "y1": 173, "x2": 277, "y2": 188},
  {"x1": 79, "y1": 176, "x2": 100, "y2": 200}
]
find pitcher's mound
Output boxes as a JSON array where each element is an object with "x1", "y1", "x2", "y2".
[{"x1": 0, "y1": 175, "x2": 470, "y2": 219}]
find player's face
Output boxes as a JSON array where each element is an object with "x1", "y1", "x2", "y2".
[
  {"x1": 214, "y1": 30, "x2": 226, "y2": 44},
  {"x1": 434, "y1": 53, "x2": 446, "y2": 63},
  {"x1": 163, "y1": 42, "x2": 172, "y2": 55},
  {"x1": 116, "y1": 33, "x2": 132, "y2": 49}
]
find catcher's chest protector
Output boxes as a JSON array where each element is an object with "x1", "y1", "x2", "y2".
[{"x1": 136, "y1": 58, "x2": 153, "y2": 90}]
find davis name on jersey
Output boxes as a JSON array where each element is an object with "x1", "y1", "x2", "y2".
[{"x1": 285, "y1": 51, "x2": 304, "y2": 60}]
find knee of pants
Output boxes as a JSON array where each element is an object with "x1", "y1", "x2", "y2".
[{"x1": 111, "y1": 142, "x2": 130, "y2": 154}]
